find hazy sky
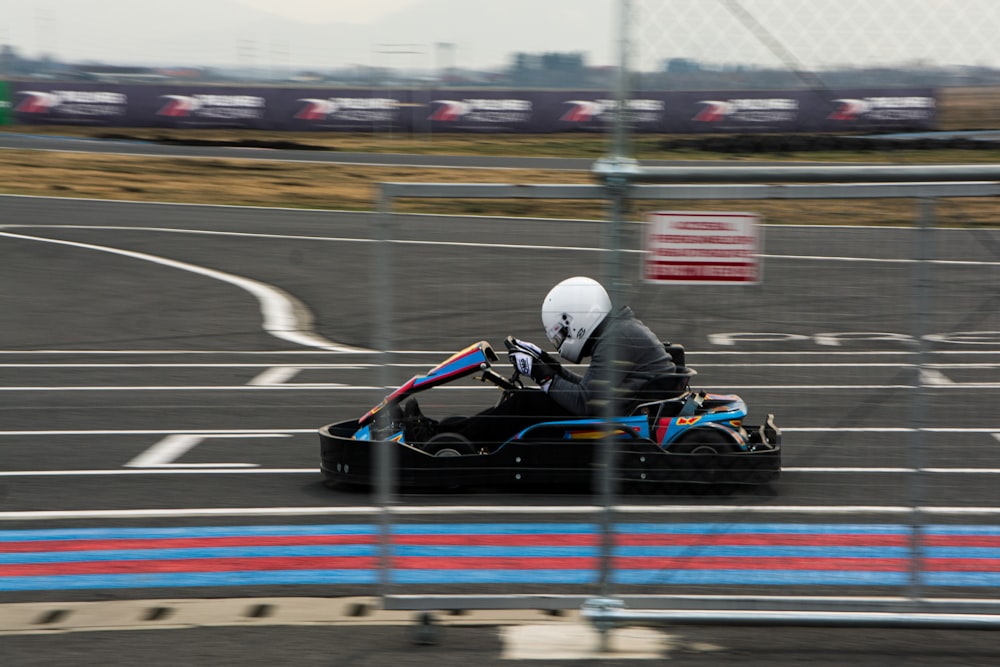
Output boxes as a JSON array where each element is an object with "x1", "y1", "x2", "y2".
[
  {"x1": 3, "y1": 0, "x2": 999, "y2": 72},
  {"x1": 234, "y1": 0, "x2": 422, "y2": 24}
]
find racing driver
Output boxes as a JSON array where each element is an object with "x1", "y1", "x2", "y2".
[{"x1": 429, "y1": 276, "x2": 676, "y2": 445}]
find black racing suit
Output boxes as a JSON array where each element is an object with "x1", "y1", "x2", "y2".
[
  {"x1": 446, "y1": 306, "x2": 676, "y2": 444},
  {"x1": 546, "y1": 305, "x2": 675, "y2": 415}
]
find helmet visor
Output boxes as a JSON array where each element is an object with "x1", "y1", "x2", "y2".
[{"x1": 545, "y1": 316, "x2": 570, "y2": 352}]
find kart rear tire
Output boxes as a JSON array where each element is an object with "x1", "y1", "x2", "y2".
[
  {"x1": 422, "y1": 433, "x2": 476, "y2": 457},
  {"x1": 671, "y1": 428, "x2": 740, "y2": 486},
  {"x1": 671, "y1": 428, "x2": 739, "y2": 455}
]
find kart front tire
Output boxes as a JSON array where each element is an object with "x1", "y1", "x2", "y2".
[{"x1": 422, "y1": 433, "x2": 476, "y2": 457}]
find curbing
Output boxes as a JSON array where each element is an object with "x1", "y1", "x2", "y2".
[{"x1": 0, "y1": 596, "x2": 578, "y2": 636}]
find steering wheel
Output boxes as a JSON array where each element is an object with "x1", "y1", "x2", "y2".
[{"x1": 479, "y1": 366, "x2": 524, "y2": 391}]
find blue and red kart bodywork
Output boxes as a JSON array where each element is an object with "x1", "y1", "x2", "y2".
[{"x1": 319, "y1": 340, "x2": 781, "y2": 491}]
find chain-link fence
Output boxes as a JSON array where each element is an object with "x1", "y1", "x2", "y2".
[
  {"x1": 626, "y1": 0, "x2": 1000, "y2": 137},
  {"x1": 345, "y1": 174, "x2": 1000, "y2": 630},
  {"x1": 321, "y1": 0, "x2": 1000, "y2": 635},
  {"x1": 630, "y1": 0, "x2": 1000, "y2": 83}
]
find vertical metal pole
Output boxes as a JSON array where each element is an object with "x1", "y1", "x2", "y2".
[
  {"x1": 375, "y1": 186, "x2": 397, "y2": 600},
  {"x1": 598, "y1": 180, "x2": 626, "y2": 602},
  {"x1": 907, "y1": 197, "x2": 934, "y2": 603},
  {"x1": 597, "y1": 0, "x2": 634, "y2": 604},
  {"x1": 612, "y1": 0, "x2": 632, "y2": 163}
]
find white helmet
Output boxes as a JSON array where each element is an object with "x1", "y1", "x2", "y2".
[{"x1": 541, "y1": 276, "x2": 612, "y2": 363}]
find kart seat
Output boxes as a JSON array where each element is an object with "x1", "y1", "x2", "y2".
[
  {"x1": 662, "y1": 342, "x2": 687, "y2": 368},
  {"x1": 631, "y1": 367, "x2": 696, "y2": 404},
  {"x1": 626, "y1": 343, "x2": 698, "y2": 415}
]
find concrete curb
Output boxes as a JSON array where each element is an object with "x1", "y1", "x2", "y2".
[{"x1": 0, "y1": 596, "x2": 578, "y2": 635}]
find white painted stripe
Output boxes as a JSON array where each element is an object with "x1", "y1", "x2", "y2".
[
  {"x1": 0, "y1": 427, "x2": 998, "y2": 436},
  {"x1": 7, "y1": 383, "x2": 1000, "y2": 391},
  {"x1": 3, "y1": 505, "x2": 1000, "y2": 521},
  {"x1": 4, "y1": 362, "x2": 1000, "y2": 370},
  {"x1": 775, "y1": 253, "x2": 1000, "y2": 266},
  {"x1": 4, "y1": 349, "x2": 1000, "y2": 356},
  {"x1": 0, "y1": 361, "x2": 976, "y2": 368},
  {"x1": 0, "y1": 429, "x2": 316, "y2": 436},
  {"x1": 0, "y1": 385, "x2": 383, "y2": 391},
  {"x1": 0, "y1": 469, "x2": 316, "y2": 476},
  {"x1": 0, "y1": 222, "x2": 1000, "y2": 266},
  {"x1": 246, "y1": 365, "x2": 356, "y2": 387},
  {"x1": 0, "y1": 363, "x2": 375, "y2": 368},
  {"x1": 0, "y1": 382, "x2": 917, "y2": 391},
  {"x1": 8, "y1": 223, "x2": 1000, "y2": 266},
  {"x1": 782, "y1": 468, "x2": 1000, "y2": 474},
  {"x1": 3, "y1": 224, "x2": 625, "y2": 255},
  {"x1": 0, "y1": 350, "x2": 383, "y2": 355},
  {"x1": 2, "y1": 467, "x2": 999, "y2": 477},
  {"x1": 920, "y1": 368, "x2": 954, "y2": 385},
  {"x1": 783, "y1": 468, "x2": 910, "y2": 473},
  {"x1": 124, "y1": 433, "x2": 287, "y2": 468},
  {"x1": 247, "y1": 367, "x2": 301, "y2": 386},
  {"x1": 0, "y1": 231, "x2": 370, "y2": 354}
]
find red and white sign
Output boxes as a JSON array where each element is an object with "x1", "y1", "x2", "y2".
[{"x1": 643, "y1": 211, "x2": 761, "y2": 284}]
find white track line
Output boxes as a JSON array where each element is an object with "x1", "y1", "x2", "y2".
[
  {"x1": 0, "y1": 427, "x2": 998, "y2": 436},
  {"x1": 1, "y1": 467, "x2": 999, "y2": 477},
  {"x1": 0, "y1": 231, "x2": 370, "y2": 353},
  {"x1": 4, "y1": 349, "x2": 1000, "y2": 356},
  {"x1": 5, "y1": 383, "x2": 1000, "y2": 391},
  {"x1": 7, "y1": 223, "x2": 1000, "y2": 265},
  {"x1": 3, "y1": 505, "x2": 1000, "y2": 521}
]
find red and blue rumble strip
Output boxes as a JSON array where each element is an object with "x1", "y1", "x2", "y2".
[{"x1": 1, "y1": 523, "x2": 999, "y2": 592}]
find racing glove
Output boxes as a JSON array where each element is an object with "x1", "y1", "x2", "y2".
[{"x1": 505, "y1": 336, "x2": 563, "y2": 389}]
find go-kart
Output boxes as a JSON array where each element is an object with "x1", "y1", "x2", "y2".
[{"x1": 319, "y1": 338, "x2": 780, "y2": 491}]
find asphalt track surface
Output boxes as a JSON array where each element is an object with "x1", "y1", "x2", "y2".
[{"x1": 2, "y1": 146, "x2": 1000, "y2": 663}]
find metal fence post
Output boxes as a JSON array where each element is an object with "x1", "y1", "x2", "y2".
[
  {"x1": 594, "y1": 0, "x2": 635, "y2": 608},
  {"x1": 907, "y1": 197, "x2": 935, "y2": 602},
  {"x1": 375, "y1": 188, "x2": 397, "y2": 600}
]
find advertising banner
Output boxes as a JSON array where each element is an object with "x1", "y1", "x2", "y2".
[
  {"x1": 149, "y1": 89, "x2": 271, "y2": 129},
  {"x1": 8, "y1": 84, "x2": 128, "y2": 126},
  {"x1": 643, "y1": 211, "x2": 761, "y2": 284},
  {"x1": 7, "y1": 81, "x2": 937, "y2": 134},
  {"x1": 276, "y1": 89, "x2": 406, "y2": 132}
]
